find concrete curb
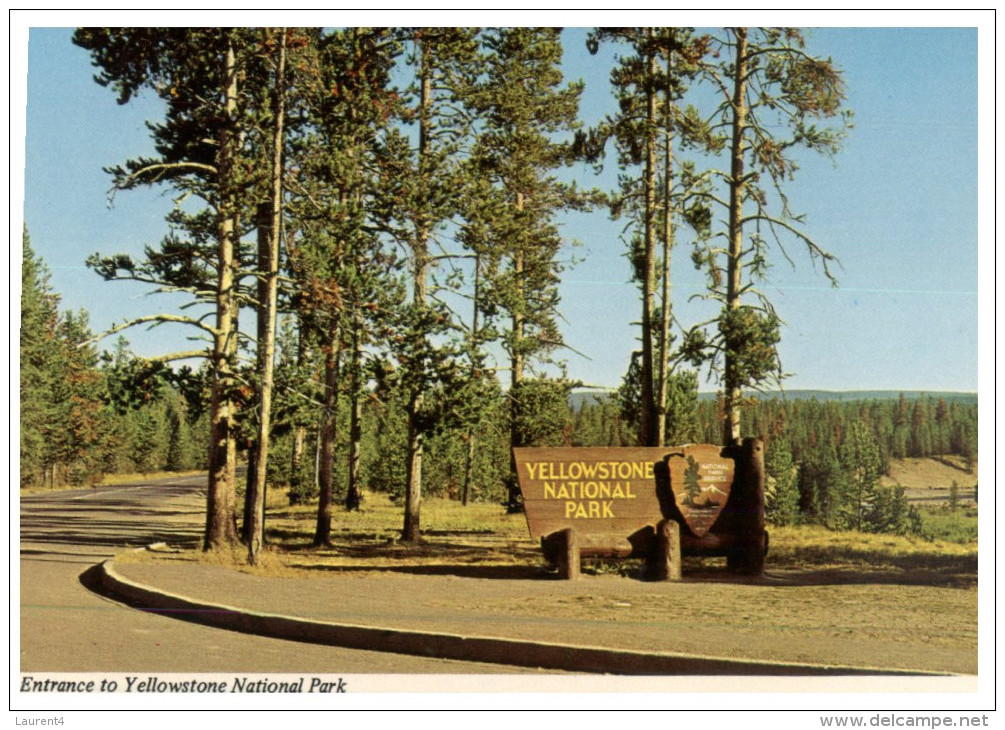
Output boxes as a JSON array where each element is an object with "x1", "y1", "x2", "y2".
[{"x1": 97, "y1": 552, "x2": 944, "y2": 677}]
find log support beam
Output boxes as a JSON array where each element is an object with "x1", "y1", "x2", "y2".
[
  {"x1": 652, "y1": 518, "x2": 682, "y2": 581},
  {"x1": 556, "y1": 528, "x2": 580, "y2": 580}
]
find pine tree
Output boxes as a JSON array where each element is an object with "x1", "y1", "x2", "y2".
[
  {"x1": 52, "y1": 309, "x2": 107, "y2": 486},
  {"x1": 165, "y1": 405, "x2": 193, "y2": 472},
  {"x1": 389, "y1": 28, "x2": 481, "y2": 541},
  {"x1": 684, "y1": 28, "x2": 851, "y2": 445},
  {"x1": 283, "y1": 27, "x2": 404, "y2": 545},
  {"x1": 765, "y1": 439, "x2": 800, "y2": 525},
  {"x1": 271, "y1": 315, "x2": 321, "y2": 503},
  {"x1": 246, "y1": 27, "x2": 291, "y2": 565},
  {"x1": 466, "y1": 27, "x2": 594, "y2": 510},
  {"x1": 73, "y1": 27, "x2": 282, "y2": 549},
  {"x1": 19, "y1": 227, "x2": 61, "y2": 487},
  {"x1": 798, "y1": 446, "x2": 846, "y2": 528},
  {"x1": 683, "y1": 455, "x2": 702, "y2": 505},
  {"x1": 453, "y1": 250, "x2": 502, "y2": 505},
  {"x1": 618, "y1": 354, "x2": 699, "y2": 446},
  {"x1": 839, "y1": 420, "x2": 883, "y2": 531},
  {"x1": 21, "y1": 231, "x2": 108, "y2": 486},
  {"x1": 586, "y1": 28, "x2": 707, "y2": 446}
]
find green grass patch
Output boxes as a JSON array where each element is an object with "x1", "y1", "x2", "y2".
[{"x1": 915, "y1": 505, "x2": 978, "y2": 544}]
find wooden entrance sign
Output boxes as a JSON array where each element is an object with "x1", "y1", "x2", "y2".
[
  {"x1": 514, "y1": 446, "x2": 680, "y2": 580},
  {"x1": 513, "y1": 447, "x2": 667, "y2": 542},
  {"x1": 514, "y1": 439, "x2": 766, "y2": 580}
]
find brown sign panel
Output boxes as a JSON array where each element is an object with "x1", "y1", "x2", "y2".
[
  {"x1": 665, "y1": 444, "x2": 734, "y2": 537},
  {"x1": 513, "y1": 447, "x2": 669, "y2": 539}
]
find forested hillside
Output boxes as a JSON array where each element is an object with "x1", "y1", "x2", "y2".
[{"x1": 22, "y1": 27, "x2": 973, "y2": 560}]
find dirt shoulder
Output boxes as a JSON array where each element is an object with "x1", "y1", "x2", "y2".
[{"x1": 115, "y1": 553, "x2": 977, "y2": 676}]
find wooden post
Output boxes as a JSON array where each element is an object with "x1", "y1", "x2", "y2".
[
  {"x1": 654, "y1": 519, "x2": 682, "y2": 581},
  {"x1": 746, "y1": 438, "x2": 766, "y2": 575},
  {"x1": 727, "y1": 437, "x2": 766, "y2": 576},
  {"x1": 556, "y1": 528, "x2": 580, "y2": 580}
]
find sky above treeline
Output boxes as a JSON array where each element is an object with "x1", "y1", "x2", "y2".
[{"x1": 12, "y1": 11, "x2": 991, "y2": 395}]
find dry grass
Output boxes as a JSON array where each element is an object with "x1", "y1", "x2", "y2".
[
  {"x1": 104, "y1": 473, "x2": 977, "y2": 674},
  {"x1": 766, "y1": 524, "x2": 977, "y2": 587},
  {"x1": 20, "y1": 469, "x2": 205, "y2": 494},
  {"x1": 123, "y1": 491, "x2": 542, "y2": 579},
  {"x1": 133, "y1": 488, "x2": 975, "y2": 588},
  {"x1": 882, "y1": 455, "x2": 977, "y2": 490},
  {"x1": 19, "y1": 484, "x2": 80, "y2": 495},
  {"x1": 99, "y1": 463, "x2": 977, "y2": 590},
  {"x1": 265, "y1": 491, "x2": 540, "y2": 574},
  {"x1": 99, "y1": 469, "x2": 206, "y2": 485}
]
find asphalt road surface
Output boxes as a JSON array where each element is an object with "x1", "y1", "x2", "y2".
[{"x1": 17, "y1": 475, "x2": 535, "y2": 675}]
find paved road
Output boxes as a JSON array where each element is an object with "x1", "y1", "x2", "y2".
[{"x1": 18, "y1": 476, "x2": 533, "y2": 675}]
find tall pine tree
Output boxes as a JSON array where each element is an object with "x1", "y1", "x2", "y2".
[
  {"x1": 467, "y1": 27, "x2": 594, "y2": 510},
  {"x1": 389, "y1": 28, "x2": 481, "y2": 541},
  {"x1": 586, "y1": 28, "x2": 707, "y2": 447},
  {"x1": 684, "y1": 27, "x2": 851, "y2": 445}
]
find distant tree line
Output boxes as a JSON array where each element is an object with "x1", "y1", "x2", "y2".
[
  {"x1": 577, "y1": 390, "x2": 977, "y2": 535},
  {"x1": 20, "y1": 229, "x2": 208, "y2": 487},
  {"x1": 722, "y1": 395, "x2": 978, "y2": 469},
  {"x1": 23, "y1": 26, "x2": 858, "y2": 560},
  {"x1": 728, "y1": 395, "x2": 977, "y2": 534}
]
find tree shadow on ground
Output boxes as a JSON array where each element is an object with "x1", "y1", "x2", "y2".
[
  {"x1": 275, "y1": 543, "x2": 976, "y2": 587},
  {"x1": 754, "y1": 566, "x2": 977, "y2": 589},
  {"x1": 287, "y1": 562, "x2": 559, "y2": 580},
  {"x1": 21, "y1": 510, "x2": 203, "y2": 549}
]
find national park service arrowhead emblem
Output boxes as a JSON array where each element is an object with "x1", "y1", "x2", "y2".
[{"x1": 665, "y1": 444, "x2": 734, "y2": 537}]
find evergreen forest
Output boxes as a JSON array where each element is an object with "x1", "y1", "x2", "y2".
[{"x1": 20, "y1": 28, "x2": 977, "y2": 561}]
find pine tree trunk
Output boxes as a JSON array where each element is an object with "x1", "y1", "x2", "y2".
[
  {"x1": 402, "y1": 385, "x2": 423, "y2": 539},
  {"x1": 316, "y1": 177, "x2": 351, "y2": 541},
  {"x1": 289, "y1": 311, "x2": 309, "y2": 494},
  {"x1": 205, "y1": 37, "x2": 241, "y2": 551},
  {"x1": 346, "y1": 316, "x2": 362, "y2": 512},
  {"x1": 344, "y1": 392, "x2": 361, "y2": 510},
  {"x1": 640, "y1": 33, "x2": 659, "y2": 448},
  {"x1": 402, "y1": 51, "x2": 431, "y2": 543},
  {"x1": 242, "y1": 206, "x2": 269, "y2": 547},
  {"x1": 290, "y1": 424, "x2": 306, "y2": 490},
  {"x1": 656, "y1": 50, "x2": 674, "y2": 448},
  {"x1": 724, "y1": 27, "x2": 748, "y2": 448},
  {"x1": 242, "y1": 442, "x2": 257, "y2": 540},
  {"x1": 248, "y1": 30, "x2": 286, "y2": 566},
  {"x1": 462, "y1": 434, "x2": 474, "y2": 506},
  {"x1": 313, "y1": 328, "x2": 340, "y2": 546},
  {"x1": 461, "y1": 252, "x2": 480, "y2": 509},
  {"x1": 507, "y1": 194, "x2": 526, "y2": 513}
]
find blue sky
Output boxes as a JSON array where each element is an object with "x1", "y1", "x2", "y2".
[{"x1": 13, "y1": 15, "x2": 990, "y2": 394}]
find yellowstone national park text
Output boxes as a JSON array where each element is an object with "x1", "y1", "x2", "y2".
[{"x1": 523, "y1": 460, "x2": 653, "y2": 519}]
